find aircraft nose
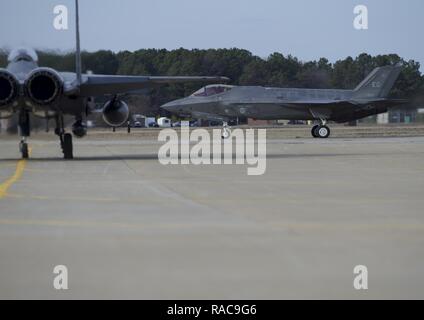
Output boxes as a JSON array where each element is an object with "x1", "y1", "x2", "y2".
[{"x1": 160, "y1": 99, "x2": 184, "y2": 113}]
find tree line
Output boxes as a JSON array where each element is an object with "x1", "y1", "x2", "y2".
[{"x1": 1, "y1": 48, "x2": 423, "y2": 116}]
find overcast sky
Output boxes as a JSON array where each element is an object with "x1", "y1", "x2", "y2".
[{"x1": 1, "y1": 0, "x2": 423, "y2": 68}]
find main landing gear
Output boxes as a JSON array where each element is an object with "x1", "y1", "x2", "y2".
[
  {"x1": 61, "y1": 133, "x2": 74, "y2": 160},
  {"x1": 311, "y1": 121, "x2": 331, "y2": 139},
  {"x1": 17, "y1": 112, "x2": 74, "y2": 160},
  {"x1": 55, "y1": 115, "x2": 73, "y2": 159}
]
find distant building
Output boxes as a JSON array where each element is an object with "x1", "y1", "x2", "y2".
[
  {"x1": 372, "y1": 109, "x2": 422, "y2": 124},
  {"x1": 248, "y1": 119, "x2": 277, "y2": 126},
  {"x1": 0, "y1": 119, "x2": 7, "y2": 132},
  {"x1": 377, "y1": 113, "x2": 389, "y2": 124},
  {"x1": 388, "y1": 109, "x2": 418, "y2": 124}
]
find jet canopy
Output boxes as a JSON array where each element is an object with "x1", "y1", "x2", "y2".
[
  {"x1": 191, "y1": 84, "x2": 234, "y2": 97},
  {"x1": 7, "y1": 48, "x2": 38, "y2": 63}
]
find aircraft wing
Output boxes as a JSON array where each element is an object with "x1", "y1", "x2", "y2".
[{"x1": 65, "y1": 75, "x2": 229, "y2": 97}]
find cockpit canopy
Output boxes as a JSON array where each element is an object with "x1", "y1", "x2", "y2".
[
  {"x1": 191, "y1": 84, "x2": 234, "y2": 97},
  {"x1": 7, "y1": 48, "x2": 38, "y2": 63}
]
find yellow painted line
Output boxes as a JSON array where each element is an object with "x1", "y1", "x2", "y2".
[{"x1": 0, "y1": 148, "x2": 31, "y2": 199}]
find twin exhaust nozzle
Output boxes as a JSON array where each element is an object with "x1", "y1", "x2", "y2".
[
  {"x1": 0, "y1": 68, "x2": 64, "y2": 108},
  {"x1": 0, "y1": 68, "x2": 128, "y2": 128}
]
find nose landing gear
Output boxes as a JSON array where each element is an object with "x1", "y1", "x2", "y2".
[
  {"x1": 221, "y1": 122, "x2": 232, "y2": 139},
  {"x1": 19, "y1": 139, "x2": 29, "y2": 159},
  {"x1": 18, "y1": 111, "x2": 30, "y2": 159}
]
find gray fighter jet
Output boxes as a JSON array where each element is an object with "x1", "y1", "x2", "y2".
[
  {"x1": 161, "y1": 65, "x2": 405, "y2": 139},
  {"x1": 0, "y1": 0, "x2": 228, "y2": 159}
]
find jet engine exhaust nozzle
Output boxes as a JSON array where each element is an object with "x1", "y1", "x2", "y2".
[
  {"x1": 0, "y1": 69, "x2": 19, "y2": 108},
  {"x1": 25, "y1": 68, "x2": 63, "y2": 105}
]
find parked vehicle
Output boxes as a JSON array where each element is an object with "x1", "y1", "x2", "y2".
[{"x1": 157, "y1": 117, "x2": 172, "y2": 128}]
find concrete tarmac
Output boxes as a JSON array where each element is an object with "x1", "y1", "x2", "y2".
[{"x1": 0, "y1": 128, "x2": 423, "y2": 299}]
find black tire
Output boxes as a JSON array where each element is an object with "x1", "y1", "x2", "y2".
[
  {"x1": 63, "y1": 133, "x2": 73, "y2": 159},
  {"x1": 21, "y1": 143, "x2": 29, "y2": 159},
  {"x1": 311, "y1": 125, "x2": 320, "y2": 138},
  {"x1": 317, "y1": 125, "x2": 331, "y2": 139}
]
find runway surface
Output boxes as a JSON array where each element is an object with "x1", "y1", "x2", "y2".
[{"x1": 0, "y1": 129, "x2": 424, "y2": 299}]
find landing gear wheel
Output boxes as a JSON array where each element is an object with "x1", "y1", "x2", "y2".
[
  {"x1": 311, "y1": 125, "x2": 320, "y2": 138},
  {"x1": 221, "y1": 127, "x2": 231, "y2": 139},
  {"x1": 20, "y1": 142, "x2": 29, "y2": 159},
  {"x1": 316, "y1": 125, "x2": 331, "y2": 139},
  {"x1": 62, "y1": 133, "x2": 74, "y2": 159}
]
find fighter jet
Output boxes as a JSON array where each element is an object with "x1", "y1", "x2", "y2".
[
  {"x1": 161, "y1": 65, "x2": 405, "y2": 139},
  {"x1": 0, "y1": 0, "x2": 228, "y2": 159}
]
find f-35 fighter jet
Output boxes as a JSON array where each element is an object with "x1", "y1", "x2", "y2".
[{"x1": 161, "y1": 65, "x2": 405, "y2": 139}]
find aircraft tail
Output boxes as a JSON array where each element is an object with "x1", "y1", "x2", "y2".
[
  {"x1": 352, "y1": 65, "x2": 402, "y2": 100},
  {"x1": 75, "y1": 0, "x2": 82, "y2": 86}
]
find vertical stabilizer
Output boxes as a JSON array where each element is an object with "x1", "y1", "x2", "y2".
[
  {"x1": 75, "y1": 0, "x2": 82, "y2": 86},
  {"x1": 352, "y1": 65, "x2": 402, "y2": 100}
]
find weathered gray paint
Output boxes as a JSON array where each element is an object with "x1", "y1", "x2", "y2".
[
  {"x1": 162, "y1": 66, "x2": 405, "y2": 123},
  {"x1": 0, "y1": 48, "x2": 228, "y2": 120}
]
